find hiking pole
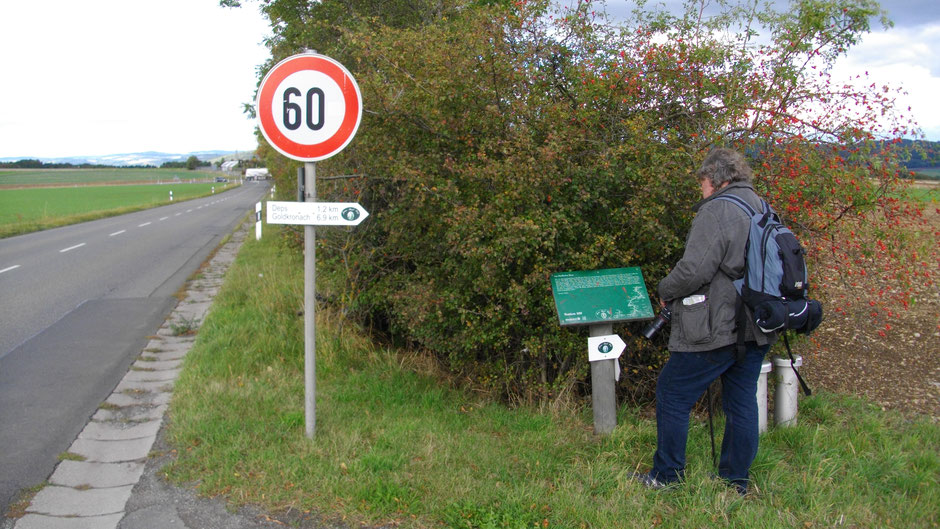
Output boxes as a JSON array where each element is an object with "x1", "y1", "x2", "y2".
[
  {"x1": 783, "y1": 333, "x2": 812, "y2": 395},
  {"x1": 706, "y1": 384, "x2": 717, "y2": 468}
]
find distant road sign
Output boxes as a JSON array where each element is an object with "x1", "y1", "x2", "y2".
[
  {"x1": 256, "y1": 53, "x2": 362, "y2": 161},
  {"x1": 266, "y1": 201, "x2": 369, "y2": 226}
]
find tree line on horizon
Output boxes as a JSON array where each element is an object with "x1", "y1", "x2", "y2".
[{"x1": 1, "y1": 156, "x2": 211, "y2": 171}]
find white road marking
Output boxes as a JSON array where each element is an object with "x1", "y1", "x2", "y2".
[
  {"x1": 0, "y1": 265, "x2": 21, "y2": 275},
  {"x1": 159, "y1": 216, "x2": 169, "y2": 221},
  {"x1": 60, "y1": 243, "x2": 86, "y2": 253},
  {"x1": 174, "y1": 213, "x2": 182, "y2": 216},
  {"x1": 109, "y1": 230, "x2": 126, "y2": 237},
  {"x1": 138, "y1": 222, "x2": 151, "y2": 227}
]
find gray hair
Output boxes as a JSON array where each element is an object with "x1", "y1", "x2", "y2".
[{"x1": 696, "y1": 148, "x2": 753, "y2": 187}]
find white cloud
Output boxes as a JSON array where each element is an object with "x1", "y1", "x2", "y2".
[
  {"x1": 831, "y1": 23, "x2": 940, "y2": 140},
  {"x1": 2, "y1": 1, "x2": 939, "y2": 158},
  {"x1": 0, "y1": 0, "x2": 270, "y2": 158}
]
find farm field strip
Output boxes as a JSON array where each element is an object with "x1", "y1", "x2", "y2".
[
  {"x1": 0, "y1": 179, "x2": 239, "y2": 238},
  {"x1": 0, "y1": 168, "x2": 220, "y2": 187},
  {"x1": 0, "y1": 183, "x2": 229, "y2": 224}
]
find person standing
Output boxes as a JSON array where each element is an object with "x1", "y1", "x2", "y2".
[{"x1": 634, "y1": 148, "x2": 776, "y2": 495}]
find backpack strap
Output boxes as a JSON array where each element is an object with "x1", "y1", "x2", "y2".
[
  {"x1": 713, "y1": 193, "x2": 759, "y2": 217},
  {"x1": 717, "y1": 194, "x2": 757, "y2": 363}
]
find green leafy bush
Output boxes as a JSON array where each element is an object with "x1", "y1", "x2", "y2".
[{"x1": 254, "y1": 0, "x2": 921, "y2": 401}]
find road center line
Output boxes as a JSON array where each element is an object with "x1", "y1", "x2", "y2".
[
  {"x1": 60, "y1": 243, "x2": 86, "y2": 253},
  {"x1": 109, "y1": 230, "x2": 126, "y2": 237},
  {"x1": 138, "y1": 222, "x2": 151, "y2": 227},
  {"x1": 159, "y1": 216, "x2": 169, "y2": 221},
  {"x1": 0, "y1": 265, "x2": 21, "y2": 275}
]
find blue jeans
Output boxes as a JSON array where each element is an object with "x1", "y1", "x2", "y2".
[{"x1": 651, "y1": 342, "x2": 769, "y2": 491}]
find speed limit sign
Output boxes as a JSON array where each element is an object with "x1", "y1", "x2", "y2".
[{"x1": 256, "y1": 53, "x2": 362, "y2": 161}]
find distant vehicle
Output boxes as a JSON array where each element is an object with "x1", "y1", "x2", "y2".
[
  {"x1": 215, "y1": 177, "x2": 228, "y2": 182},
  {"x1": 245, "y1": 168, "x2": 270, "y2": 180}
]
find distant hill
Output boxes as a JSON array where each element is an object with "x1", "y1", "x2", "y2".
[
  {"x1": 0, "y1": 150, "x2": 256, "y2": 168},
  {"x1": 901, "y1": 139, "x2": 940, "y2": 169}
]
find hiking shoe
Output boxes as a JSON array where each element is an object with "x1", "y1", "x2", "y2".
[{"x1": 631, "y1": 472, "x2": 675, "y2": 491}]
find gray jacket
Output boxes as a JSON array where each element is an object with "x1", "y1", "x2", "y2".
[{"x1": 658, "y1": 182, "x2": 776, "y2": 352}]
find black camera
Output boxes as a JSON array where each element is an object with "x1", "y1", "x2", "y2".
[{"x1": 641, "y1": 307, "x2": 672, "y2": 340}]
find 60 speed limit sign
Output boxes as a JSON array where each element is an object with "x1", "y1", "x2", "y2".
[{"x1": 256, "y1": 53, "x2": 362, "y2": 161}]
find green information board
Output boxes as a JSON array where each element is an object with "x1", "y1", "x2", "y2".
[{"x1": 550, "y1": 267, "x2": 655, "y2": 326}]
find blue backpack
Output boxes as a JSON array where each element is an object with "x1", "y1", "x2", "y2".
[
  {"x1": 714, "y1": 194, "x2": 822, "y2": 334},
  {"x1": 716, "y1": 194, "x2": 823, "y2": 395}
]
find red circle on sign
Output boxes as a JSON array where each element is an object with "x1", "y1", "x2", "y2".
[{"x1": 256, "y1": 54, "x2": 362, "y2": 161}]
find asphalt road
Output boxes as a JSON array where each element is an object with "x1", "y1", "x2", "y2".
[{"x1": 0, "y1": 182, "x2": 270, "y2": 512}]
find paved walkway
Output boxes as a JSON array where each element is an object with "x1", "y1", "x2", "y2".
[{"x1": 7, "y1": 221, "x2": 289, "y2": 529}]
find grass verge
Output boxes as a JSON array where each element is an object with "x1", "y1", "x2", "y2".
[
  {"x1": 165, "y1": 226, "x2": 939, "y2": 528},
  {"x1": 0, "y1": 182, "x2": 236, "y2": 238}
]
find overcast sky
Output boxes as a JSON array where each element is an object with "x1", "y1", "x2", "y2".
[
  {"x1": 0, "y1": 0, "x2": 270, "y2": 158},
  {"x1": 0, "y1": 1, "x2": 938, "y2": 159}
]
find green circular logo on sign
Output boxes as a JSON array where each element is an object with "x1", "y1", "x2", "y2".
[
  {"x1": 598, "y1": 342, "x2": 613, "y2": 354},
  {"x1": 341, "y1": 207, "x2": 360, "y2": 221}
]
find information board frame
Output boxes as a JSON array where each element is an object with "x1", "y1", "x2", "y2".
[{"x1": 550, "y1": 267, "x2": 655, "y2": 327}]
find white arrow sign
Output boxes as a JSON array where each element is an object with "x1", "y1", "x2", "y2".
[
  {"x1": 267, "y1": 201, "x2": 369, "y2": 226},
  {"x1": 587, "y1": 334, "x2": 626, "y2": 362}
]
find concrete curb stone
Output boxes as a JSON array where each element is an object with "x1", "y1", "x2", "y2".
[
  {"x1": 49, "y1": 461, "x2": 145, "y2": 489},
  {"x1": 27, "y1": 485, "x2": 134, "y2": 516},
  {"x1": 9, "y1": 220, "x2": 262, "y2": 529},
  {"x1": 78, "y1": 420, "x2": 163, "y2": 442},
  {"x1": 14, "y1": 513, "x2": 124, "y2": 529}
]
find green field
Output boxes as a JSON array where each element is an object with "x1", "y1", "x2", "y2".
[
  {"x1": 0, "y1": 167, "x2": 218, "y2": 187},
  {"x1": 912, "y1": 167, "x2": 940, "y2": 180},
  {"x1": 0, "y1": 182, "x2": 233, "y2": 238},
  {"x1": 907, "y1": 186, "x2": 940, "y2": 203}
]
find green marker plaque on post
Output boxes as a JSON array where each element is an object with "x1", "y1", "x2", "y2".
[{"x1": 550, "y1": 267, "x2": 655, "y2": 326}]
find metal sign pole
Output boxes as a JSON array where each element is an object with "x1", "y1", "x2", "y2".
[
  {"x1": 256, "y1": 51, "x2": 362, "y2": 440},
  {"x1": 304, "y1": 161, "x2": 317, "y2": 439}
]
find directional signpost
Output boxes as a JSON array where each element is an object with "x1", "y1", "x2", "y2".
[
  {"x1": 550, "y1": 267, "x2": 654, "y2": 435},
  {"x1": 266, "y1": 201, "x2": 369, "y2": 226},
  {"x1": 587, "y1": 334, "x2": 627, "y2": 364},
  {"x1": 257, "y1": 51, "x2": 363, "y2": 439}
]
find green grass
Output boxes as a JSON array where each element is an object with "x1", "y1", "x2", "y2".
[
  {"x1": 0, "y1": 182, "x2": 233, "y2": 238},
  {"x1": 904, "y1": 185, "x2": 939, "y2": 204},
  {"x1": 0, "y1": 167, "x2": 217, "y2": 187},
  {"x1": 164, "y1": 226, "x2": 939, "y2": 529}
]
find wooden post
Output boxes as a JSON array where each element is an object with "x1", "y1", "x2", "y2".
[{"x1": 589, "y1": 323, "x2": 617, "y2": 435}]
